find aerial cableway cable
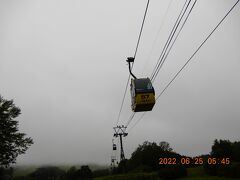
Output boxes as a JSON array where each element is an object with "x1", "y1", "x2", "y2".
[
  {"x1": 115, "y1": 0, "x2": 150, "y2": 126},
  {"x1": 141, "y1": 0, "x2": 173, "y2": 77},
  {"x1": 128, "y1": 112, "x2": 146, "y2": 132},
  {"x1": 125, "y1": 112, "x2": 136, "y2": 127},
  {"x1": 125, "y1": 0, "x2": 193, "y2": 128},
  {"x1": 128, "y1": 0, "x2": 239, "y2": 132},
  {"x1": 151, "y1": 0, "x2": 192, "y2": 82},
  {"x1": 156, "y1": 0, "x2": 239, "y2": 101},
  {"x1": 133, "y1": 0, "x2": 150, "y2": 60},
  {"x1": 151, "y1": 0, "x2": 197, "y2": 82}
]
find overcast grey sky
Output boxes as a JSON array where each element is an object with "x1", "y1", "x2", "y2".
[{"x1": 0, "y1": 0, "x2": 239, "y2": 166}]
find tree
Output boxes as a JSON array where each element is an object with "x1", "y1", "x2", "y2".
[
  {"x1": 0, "y1": 95, "x2": 33, "y2": 167},
  {"x1": 75, "y1": 165, "x2": 93, "y2": 180},
  {"x1": 159, "y1": 141, "x2": 173, "y2": 152},
  {"x1": 92, "y1": 169, "x2": 110, "y2": 178},
  {"x1": 232, "y1": 141, "x2": 240, "y2": 162},
  {"x1": 211, "y1": 139, "x2": 233, "y2": 159},
  {"x1": 126, "y1": 141, "x2": 179, "y2": 171},
  {"x1": 31, "y1": 166, "x2": 65, "y2": 180},
  {"x1": 66, "y1": 166, "x2": 77, "y2": 180},
  {"x1": 204, "y1": 139, "x2": 240, "y2": 177}
]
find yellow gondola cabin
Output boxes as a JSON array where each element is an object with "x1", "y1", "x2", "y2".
[{"x1": 130, "y1": 78, "x2": 155, "y2": 112}]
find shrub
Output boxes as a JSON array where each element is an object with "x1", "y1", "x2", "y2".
[
  {"x1": 203, "y1": 162, "x2": 217, "y2": 176},
  {"x1": 30, "y1": 166, "x2": 65, "y2": 180},
  {"x1": 158, "y1": 164, "x2": 187, "y2": 180},
  {"x1": 75, "y1": 165, "x2": 92, "y2": 180},
  {"x1": 217, "y1": 162, "x2": 240, "y2": 178},
  {"x1": 14, "y1": 176, "x2": 35, "y2": 180},
  {"x1": 204, "y1": 162, "x2": 240, "y2": 178},
  {"x1": 96, "y1": 172, "x2": 158, "y2": 180},
  {"x1": 0, "y1": 167, "x2": 13, "y2": 180},
  {"x1": 92, "y1": 169, "x2": 110, "y2": 178}
]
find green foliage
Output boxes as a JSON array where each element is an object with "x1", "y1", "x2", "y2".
[
  {"x1": 211, "y1": 139, "x2": 233, "y2": 159},
  {"x1": 13, "y1": 165, "x2": 94, "y2": 180},
  {"x1": 159, "y1": 141, "x2": 173, "y2": 152},
  {"x1": 204, "y1": 163, "x2": 240, "y2": 178},
  {"x1": 126, "y1": 141, "x2": 180, "y2": 171},
  {"x1": 232, "y1": 141, "x2": 240, "y2": 162},
  {"x1": 66, "y1": 166, "x2": 77, "y2": 180},
  {"x1": 204, "y1": 139, "x2": 240, "y2": 178},
  {"x1": 30, "y1": 166, "x2": 65, "y2": 180},
  {"x1": 217, "y1": 163, "x2": 240, "y2": 178},
  {"x1": 13, "y1": 166, "x2": 38, "y2": 178},
  {"x1": 116, "y1": 159, "x2": 128, "y2": 174},
  {"x1": 14, "y1": 176, "x2": 35, "y2": 180},
  {"x1": 75, "y1": 165, "x2": 93, "y2": 180},
  {"x1": 158, "y1": 164, "x2": 187, "y2": 180},
  {"x1": 63, "y1": 165, "x2": 93, "y2": 180},
  {"x1": 0, "y1": 95, "x2": 33, "y2": 167},
  {"x1": 0, "y1": 167, "x2": 14, "y2": 179},
  {"x1": 93, "y1": 169, "x2": 110, "y2": 178},
  {"x1": 129, "y1": 164, "x2": 152, "y2": 173},
  {"x1": 211, "y1": 139, "x2": 240, "y2": 162},
  {"x1": 203, "y1": 160, "x2": 217, "y2": 176},
  {"x1": 94, "y1": 172, "x2": 158, "y2": 180},
  {"x1": 187, "y1": 166, "x2": 207, "y2": 177}
]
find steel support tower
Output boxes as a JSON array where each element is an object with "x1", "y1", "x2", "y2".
[{"x1": 113, "y1": 125, "x2": 128, "y2": 161}]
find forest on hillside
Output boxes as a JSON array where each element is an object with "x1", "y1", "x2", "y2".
[{"x1": 1, "y1": 139, "x2": 240, "y2": 180}]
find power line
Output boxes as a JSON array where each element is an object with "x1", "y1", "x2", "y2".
[{"x1": 115, "y1": 0, "x2": 150, "y2": 126}]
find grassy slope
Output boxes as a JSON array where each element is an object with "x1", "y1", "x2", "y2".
[
  {"x1": 94, "y1": 172, "x2": 158, "y2": 180},
  {"x1": 95, "y1": 166, "x2": 237, "y2": 180},
  {"x1": 179, "y1": 166, "x2": 235, "y2": 179},
  {"x1": 14, "y1": 165, "x2": 237, "y2": 179},
  {"x1": 13, "y1": 166, "x2": 38, "y2": 177}
]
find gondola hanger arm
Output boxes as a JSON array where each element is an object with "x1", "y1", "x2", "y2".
[{"x1": 126, "y1": 57, "x2": 137, "y2": 79}]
